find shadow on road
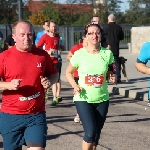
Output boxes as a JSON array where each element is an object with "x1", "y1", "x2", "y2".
[{"x1": 47, "y1": 130, "x2": 83, "y2": 140}]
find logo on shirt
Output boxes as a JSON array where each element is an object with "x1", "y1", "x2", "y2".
[
  {"x1": 19, "y1": 92, "x2": 40, "y2": 101},
  {"x1": 37, "y1": 63, "x2": 42, "y2": 67}
]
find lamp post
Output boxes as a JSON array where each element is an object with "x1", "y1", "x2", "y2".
[{"x1": 18, "y1": 0, "x2": 23, "y2": 20}]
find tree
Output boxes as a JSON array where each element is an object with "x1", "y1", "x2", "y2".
[
  {"x1": 29, "y1": 13, "x2": 47, "y2": 25},
  {"x1": 107, "y1": 0, "x2": 123, "y2": 14},
  {"x1": 115, "y1": 12, "x2": 125, "y2": 24},
  {"x1": 124, "y1": 0, "x2": 150, "y2": 24},
  {"x1": 0, "y1": 0, "x2": 18, "y2": 24},
  {"x1": 42, "y1": 4, "x2": 63, "y2": 25},
  {"x1": 23, "y1": 6, "x2": 32, "y2": 20},
  {"x1": 73, "y1": 13, "x2": 92, "y2": 26}
]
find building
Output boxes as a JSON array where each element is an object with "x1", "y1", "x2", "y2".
[{"x1": 26, "y1": 1, "x2": 93, "y2": 14}]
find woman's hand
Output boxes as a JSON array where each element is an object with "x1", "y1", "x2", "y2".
[{"x1": 73, "y1": 86, "x2": 82, "y2": 95}]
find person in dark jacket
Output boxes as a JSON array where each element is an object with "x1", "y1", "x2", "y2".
[
  {"x1": 0, "y1": 31, "x2": 3, "y2": 52},
  {"x1": 104, "y1": 14, "x2": 124, "y2": 83}
]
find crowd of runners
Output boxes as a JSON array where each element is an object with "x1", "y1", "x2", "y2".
[{"x1": 0, "y1": 14, "x2": 131, "y2": 150}]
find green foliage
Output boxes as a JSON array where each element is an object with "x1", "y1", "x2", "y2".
[
  {"x1": 42, "y1": 4, "x2": 63, "y2": 25},
  {"x1": 115, "y1": 12, "x2": 125, "y2": 24},
  {"x1": 0, "y1": 0, "x2": 18, "y2": 24},
  {"x1": 23, "y1": 7, "x2": 32, "y2": 20},
  {"x1": 73, "y1": 13, "x2": 92, "y2": 26},
  {"x1": 29, "y1": 13, "x2": 47, "y2": 25},
  {"x1": 107, "y1": 0, "x2": 123, "y2": 14},
  {"x1": 124, "y1": 0, "x2": 150, "y2": 24},
  {"x1": 1, "y1": 0, "x2": 150, "y2": 25}
]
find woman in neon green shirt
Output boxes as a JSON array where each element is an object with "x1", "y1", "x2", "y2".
[{"x1": 66, "y1": 23, "x2": 116, "y2": 150}]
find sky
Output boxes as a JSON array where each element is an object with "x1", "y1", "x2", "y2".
[
  {"x1": 120, "y1": 0, "x2": 129, "y2": 12},
  {"x1": 58, "y1": 0, "x2": 130, "y2": 12}
]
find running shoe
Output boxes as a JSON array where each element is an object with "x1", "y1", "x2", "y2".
[
  {"x1": 50, "y1": 97, "x2": 58, "y2": 106},
  {"x1": 74, "y1": 114, "x2": 80, "y2": 123},
  {"x1": 57, "y1": 97, "x2": 62, "y2": 103}
]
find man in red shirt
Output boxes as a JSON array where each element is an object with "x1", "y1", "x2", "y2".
[
  {"x1": 66, "y1": 36, "x2": 87, "y2": 123},
  {"x1": 37, "y1": 20, "x2": 62, "y2": 106},
  {"x1": 0, "y1": 20, "x2": 58, "y2": 150}
]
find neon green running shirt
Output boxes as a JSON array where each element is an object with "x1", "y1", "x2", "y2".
[{"x1": 70, "y1": 47, "x2": 114, "y2": 103}]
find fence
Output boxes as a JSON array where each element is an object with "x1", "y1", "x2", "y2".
[{"x1": 0, "y1": 24, "x2": 141, "y2": 50}]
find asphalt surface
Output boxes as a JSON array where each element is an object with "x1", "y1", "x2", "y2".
[{"x1": 0, "y1": 49, "x2": 150, "y2": 149}]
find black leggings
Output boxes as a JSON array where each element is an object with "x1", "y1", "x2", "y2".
[{"x1": 75, "y1": 100, "x2": 109, "y2": 145}]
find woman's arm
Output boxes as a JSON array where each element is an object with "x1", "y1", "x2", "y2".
[
  {"x1": 66, "y1": 51, "x2": 73, "y2": 61},
  {"x1": 66, "y1": 63, "x2": 77, "y2": 88},
  {"x1": 66, "y1": 63, "x2": 82, "y2": 94}
]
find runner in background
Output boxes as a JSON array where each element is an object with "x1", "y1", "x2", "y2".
[
  {"x1": 37, "y1": 20, "x2": 62, "y2": 106},
  {"x1": 35, "y1": 20, "x2": 49, "y2": 49},
  {"x1": 135, "y1": 41, "x2": 150, "y2": 107}
]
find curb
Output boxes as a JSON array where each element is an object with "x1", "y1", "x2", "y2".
[{"x1": 108, "y1": 86, "x2": 148, "y2": 102}]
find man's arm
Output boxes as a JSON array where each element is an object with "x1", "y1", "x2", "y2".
[
  {"x1": 35, "y1": 32, "x2": 41, "y2": 44},
  {"x1": 135, "y1": 62, "x2": 150, "y2": 75},
  {"x1": 36, "y1": 34, "x2": 45, "y2": 49},
  {"x1": 0, "y1": 79, "x2": 22, "y2": 91}
]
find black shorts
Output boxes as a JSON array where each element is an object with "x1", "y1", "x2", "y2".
[{"x1": 54, "y1": 62, "x2": 62, "y2": 82}]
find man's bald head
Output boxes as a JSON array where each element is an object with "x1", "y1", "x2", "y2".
[{"x1": 108, "y1": 14, "x2": 116, "y2": 23}]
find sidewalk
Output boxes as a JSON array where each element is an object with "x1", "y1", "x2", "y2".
[{"x1": 61, "y1": 49, "x2": 149, "y2": 102}]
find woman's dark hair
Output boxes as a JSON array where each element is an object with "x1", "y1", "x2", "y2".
[{"x1": 83, "y1": 23, "x2": 101, "y2": 35}]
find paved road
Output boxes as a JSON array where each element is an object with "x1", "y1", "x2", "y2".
[
  {"x1": 0, "y1": 81, "x2": 150, "y2": 150},
  {"x1": 1, "y1": 49, "x2": 150, "y2": 149}
]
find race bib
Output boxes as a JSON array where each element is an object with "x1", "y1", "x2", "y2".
[
  {"x1": 49, "y1": 49, "x2": 58, "y2": 57},
  {"x1": 85, "y1": 74, "x2": 104, "y2": 88}
]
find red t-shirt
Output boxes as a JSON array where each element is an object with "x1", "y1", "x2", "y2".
[
  {"x1": 37, "y1": 33, "x2": 59, "y2": 63},
  {"x1": 70, "y1": 43, "x2": 83, "y2": 78},
  {"x1": 0, "y1": 46, "x2": 57, "y2": 114},
  {"x1": 37, "y1": 33, "x2": 60, "y2": 51}
]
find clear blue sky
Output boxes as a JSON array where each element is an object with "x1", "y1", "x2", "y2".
[{"x1": 58, "y1": 0, "x2": 129, "y2": 12}]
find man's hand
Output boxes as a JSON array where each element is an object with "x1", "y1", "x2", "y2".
[
  {"x1": 109, "y1": 73, "x2": 117, "y2": 84},
  {"x1": 107, "y1": 45, "x2": 111, "y2": 50},
  {"x1": 107, "y1": 71, "x2": 117, "y2": 84},
  {"x1": 8, "y1": 79, "x2": 22, "y2": 90},
  {"x1": 40, "y1": 76, "x2": 50, "y2": 89}
]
